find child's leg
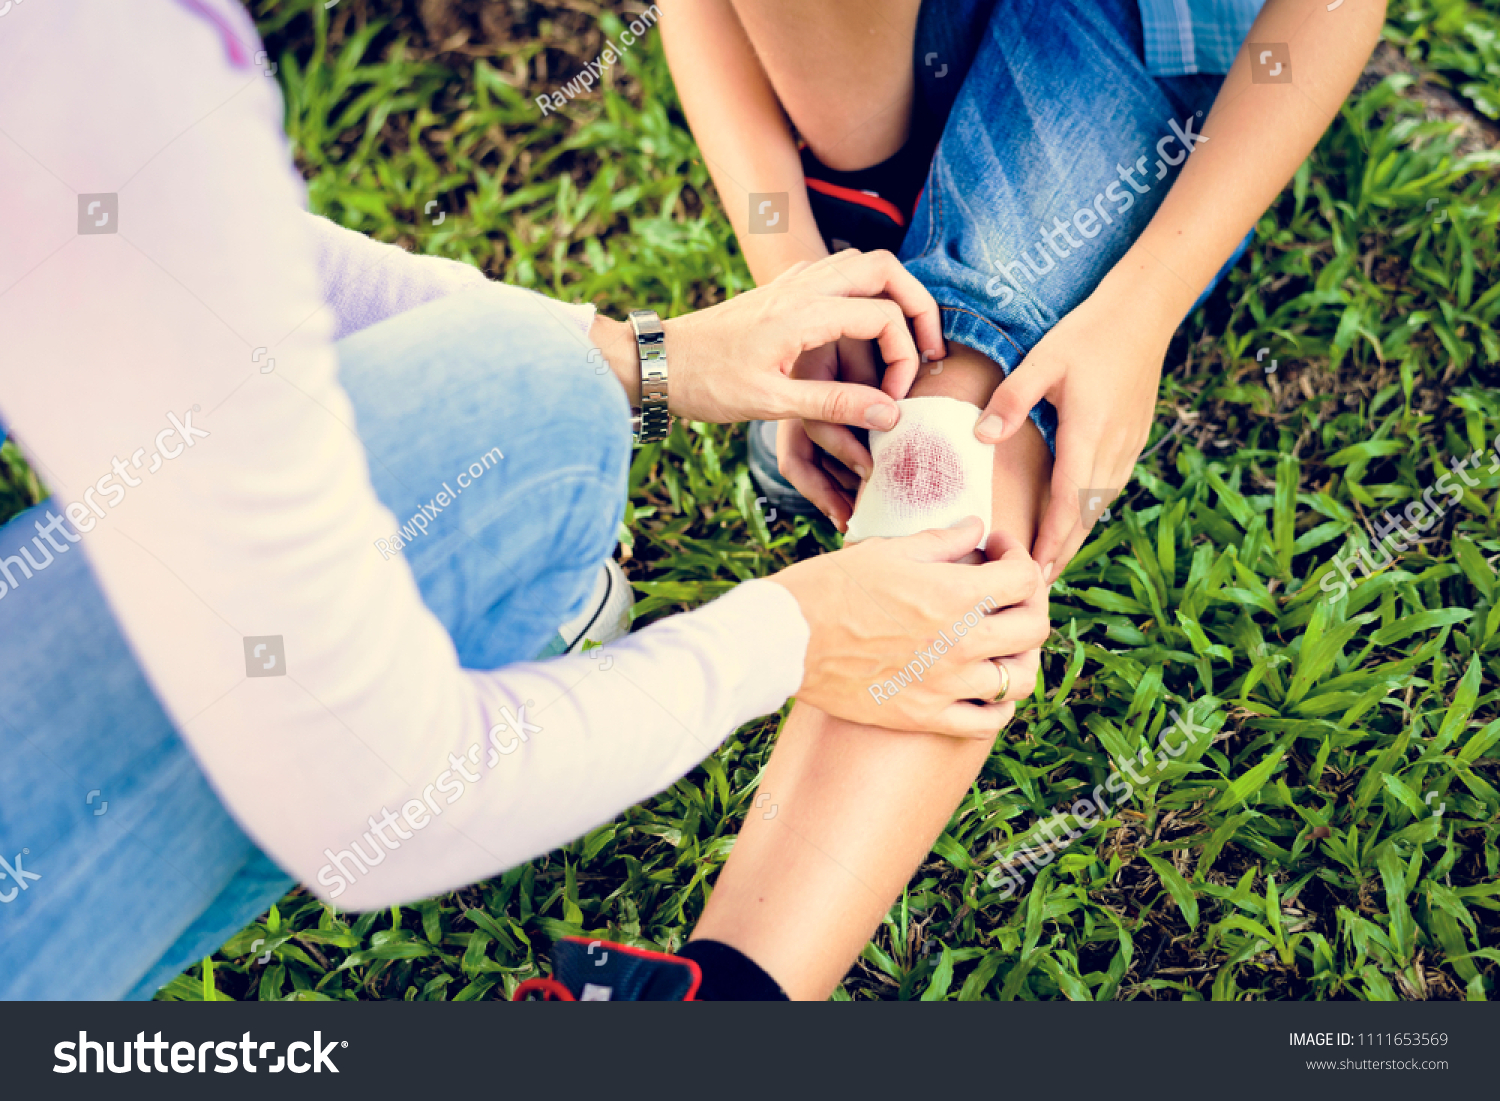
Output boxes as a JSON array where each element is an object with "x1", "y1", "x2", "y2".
[
  {"x1": 691, "y1": 348, "x2": 1049, "y2": 1000},
  {"x1": 726, "y1": 0, "x2": 922, "y2": 171},
  {"x1": 693, "y1": 0, "x2": 1243, "y2": 998}
]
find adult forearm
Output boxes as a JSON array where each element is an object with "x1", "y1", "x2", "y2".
[
  {"x1": 305, "y1": 213, "x2": 598, "y2": 342},
  {"x1": 1098, "y1": 0, "x2": 1386, "y2": 325},
  {"x1": 588, "y1": 313, "x2": 642, "y2": 407},
  {"x1": 659, "y1": 0, "x2": 827, "y2": 282}
]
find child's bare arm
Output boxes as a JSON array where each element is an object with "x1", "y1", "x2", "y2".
[
  {"x1": 975, "y1": 0, "x2": 1387, "y2": 578},
  {"x1": 658, "y1": 0, "x2": 828, "y2": 283}
]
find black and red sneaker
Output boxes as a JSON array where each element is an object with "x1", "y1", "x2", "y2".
[
  {"x1": 513, "y1": 937, "x2": 701, "y2": 1002},
  {"x1": 801, "y1": 157, "x2": 914, "y2": 257},
  {"x1": 796, "y1": 91, "x2": 940, "y2": 257},
  {"x1": 804, "y1": 147, "x2": 918, "y2": 258}
]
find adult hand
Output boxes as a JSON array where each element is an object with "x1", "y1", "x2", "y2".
[
  {"x1": 971, "y1": 287, "x2": 1173, "y2": 582},
  {"x1": 658, "y1": 248, "x2": 946, "y2": 427},
  {"x1": 769, "y1": 519, "x2": 1050, "y2": 738}
]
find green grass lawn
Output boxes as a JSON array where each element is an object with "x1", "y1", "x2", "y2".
[{"x1": 5, "y1": 0, "x2": 1499, "y2": 1000}]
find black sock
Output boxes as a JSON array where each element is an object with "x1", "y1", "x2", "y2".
[{"x1": 679, "y1": 940, "x2": 789, "y2": 1001}]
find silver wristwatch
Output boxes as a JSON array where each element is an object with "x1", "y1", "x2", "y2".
[{"x1": 628, "y1": 308, "x2": 670, "y2": 445}]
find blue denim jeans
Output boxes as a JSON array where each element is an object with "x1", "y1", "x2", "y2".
[
  {"x1": 906, "y1": 0, "x2": 1254, "y2": 451},
  {"x1": 0, "y1": 289, "x2": 629, "y2": 999}
]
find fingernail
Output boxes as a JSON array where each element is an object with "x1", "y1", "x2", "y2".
[
  {"x1": 976, "y1": 415, "x2": 1005, "y2": 442},
  {"x1": 854, "y1": 464, "x2": 870, "y2": 481},
  {"x1": 1043, "y1": 561, "x2": 1057, "y2": 585},
  {"x1": 866, "y1": 405, "x2": 898, "y2": 431}
]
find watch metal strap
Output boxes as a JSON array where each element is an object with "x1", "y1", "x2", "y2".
[{"x1": 628, "y1": 308, "x2": 670, "y2": 444}]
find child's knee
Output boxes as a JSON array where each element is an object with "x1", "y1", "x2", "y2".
[{"x1": 845, "y1": 395, "x2": 996, "y2": 546}]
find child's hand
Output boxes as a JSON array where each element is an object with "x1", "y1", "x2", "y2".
[
  {"x1": 774, "y1": 336, "x2": 883, "y2": 532},
  {"x1": 970, "y1": 288, "x2": 1175, "y2": 581}
]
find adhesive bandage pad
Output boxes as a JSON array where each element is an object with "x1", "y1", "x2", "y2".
[{"x1": 844, "y1": 396, "x2": 995, "y2": 548}]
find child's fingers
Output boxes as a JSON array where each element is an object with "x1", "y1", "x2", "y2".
[
  {"x1": 835, "y1": 335, "x2": 881, "y2": 389},
  {"x1": 1032, "y1": 455, "x2": 1098, "y2": 582},
  {"x1": 975, "y1": 352, "x2": 1061, "y2": 444},
  {"x1": 803, "y1": 419, "x2": 873, "y2": 481},
  {"x1": 777, "y1": 418, "x2": 854, "y2": 530},
  {"x1": 820, "y1": 452, "x2": 861, "y2": 494}
]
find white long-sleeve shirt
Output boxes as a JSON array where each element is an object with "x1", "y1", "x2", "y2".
[{"x1": 0, "y1": 0, "x2": 808, "y2": 909}]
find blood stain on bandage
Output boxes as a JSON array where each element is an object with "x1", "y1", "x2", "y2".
[{"x1": 885, "y1": 429, "x2": 964, "y2": 511}]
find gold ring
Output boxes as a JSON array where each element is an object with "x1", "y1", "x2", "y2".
[{"x1": 992, "y1": 659, "x2": 1011, "y2": 702}]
